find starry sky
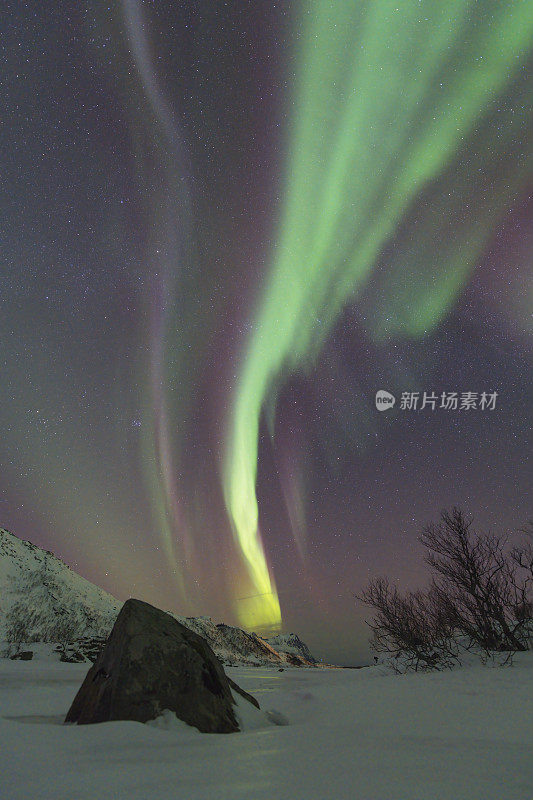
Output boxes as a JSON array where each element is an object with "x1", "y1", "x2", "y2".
[{"x1": 1, "y1": 0, "x2": 532, "y2": 665}]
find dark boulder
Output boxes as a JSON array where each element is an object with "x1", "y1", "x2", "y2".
[
  {"x1": 64, "y1": 599, "x2": 258, "y2": 733},
  {"x1": 10, "y1": 650, "x2": 33, "y2": 661}
]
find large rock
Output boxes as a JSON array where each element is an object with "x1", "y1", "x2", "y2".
[{"x1": 65, "y1": 599, "x2": 257, "y2": 733}]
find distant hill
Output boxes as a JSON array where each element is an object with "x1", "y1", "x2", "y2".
[
  {"x1": 263, "y1": 632, "x2": 318, "y2": 664},
  {"x1": 175, "y1": 616, "x2": 316, "y2": 667}
]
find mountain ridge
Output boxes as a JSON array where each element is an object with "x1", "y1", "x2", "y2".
[{"x1": 0, "y1": 527, "x2": 316, "y2": 667}]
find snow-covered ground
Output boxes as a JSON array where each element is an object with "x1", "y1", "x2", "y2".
[{"x1": 1, "y1": 654, "x2": 532, "y2": 800}]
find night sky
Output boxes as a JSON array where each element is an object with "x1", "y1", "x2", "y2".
[{"x1": 1, "y1": 1, "x2": 531, "y2": 665}]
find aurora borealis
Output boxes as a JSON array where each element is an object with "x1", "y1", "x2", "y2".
[
  {"x1": 1, "y1": 1, "x2": 532, "y2": 663},
  {"x1": 223, "y1": 0, "x2": 533, "y2": 630}
]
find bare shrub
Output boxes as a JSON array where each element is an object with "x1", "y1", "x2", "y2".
[
  {"x1": 358, "y1": 578, "x2": 458, "y2": 671},
  {"x1": 358, "y1": 508, "x2": 532, "y2": 670},
  {"x1": 4, "y1": 602, "x2": 31, "y2": 656}
]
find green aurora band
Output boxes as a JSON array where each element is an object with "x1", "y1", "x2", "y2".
[{"x1": 223, "y1": 0, "x2": 533, "y2": 630}]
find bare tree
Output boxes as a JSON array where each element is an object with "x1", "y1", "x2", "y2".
[
  {"x1": 420, "y1": 509, "x2": 530, "y2": 654},
  {"x1": 49, "y1": 612, "x2": 81, "y2": 657},
  {"x1": 358, "y1": 509, "x2": 532, "y2": 670},
  {"x1": 510, "y1": 522, "x2": 533, "y2": 627},
  {"x1": 357, "y1": 578, "x2": 459, "y2": 671},
  {"x1": 4, "y1": 601, "x2": 31, "y2": 656}
]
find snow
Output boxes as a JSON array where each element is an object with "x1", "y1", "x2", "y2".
[{"x1": 1, "y1": 653, "x2": 532, "y2": 799}]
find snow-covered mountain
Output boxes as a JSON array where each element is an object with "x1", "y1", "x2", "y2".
[
  {"x1": 0, "y1": 528, "x2": 316, "y2": 666},
  {"x1": 263, "y1": 632, "x2": 318, "y2": 664},
  {"x1": 0, "y1": 527, "x2": 121, "y2": 642},
  {"x1": 174, "y1": 616, "x2": 315, "y2": 667}
]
